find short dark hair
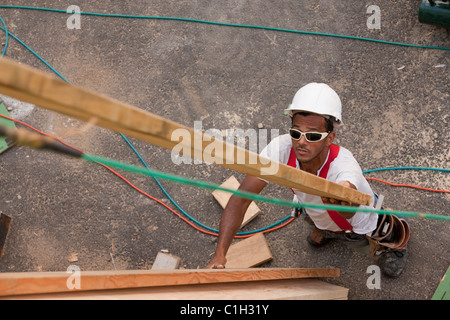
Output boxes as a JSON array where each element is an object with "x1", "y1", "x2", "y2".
[{"x1": 291, "y1": 112, "x2": 334, "y2": 132}]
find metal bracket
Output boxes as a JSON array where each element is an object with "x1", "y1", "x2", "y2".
[{"x1": 375, "y1": 194, "x2": 385, "y2": 211}]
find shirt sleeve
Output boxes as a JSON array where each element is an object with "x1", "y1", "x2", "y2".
[
  {"x1": 329, "y1": 147, "x2": 376, "y2": 208},
  {"x1": 257, "y1": 134, "x2": 292, "y2": 182},
  {"x1": 330, "y1": 148, "x2": 366, "y2": 191},
  {"x1": 259, "y1": 134, "x2": 291, "y2": 164}
]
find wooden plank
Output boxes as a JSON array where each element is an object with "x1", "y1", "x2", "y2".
[
  {"x1": 225, "y1": 233, "x2": 272, "y2": 268},
  {"x1": 0, "y1": 268, "x2": 340, "y2": 297},
  {"x1": 212, "y1": 176, "x2": 261, "y2": 227},
  {"x1": 3, "y1": 279, "x2": 348, "y2": 300},
  {"x1": 0, "y1": 58, "x2": 372, "y2": 206},
  {"x1": 151, "y1": 252, "x2": 181, "y2": 270}
]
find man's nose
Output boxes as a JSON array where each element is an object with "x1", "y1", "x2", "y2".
[{"x1": 294, "y1": 134, "x2": 308, "y2": 146}]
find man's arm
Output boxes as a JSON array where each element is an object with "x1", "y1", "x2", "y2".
[{"x1": 206, "y1": 175, "x2": 267, "y2": 269}]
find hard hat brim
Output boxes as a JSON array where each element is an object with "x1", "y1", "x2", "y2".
[{"x1": 285, "y1": 109, "x2": 343, "y2": 128}]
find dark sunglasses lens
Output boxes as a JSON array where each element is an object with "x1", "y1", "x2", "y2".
[
  {"x1": 289, "y1": 129, "x2": 301, "y2": 140},
  {"x1": 305, "y1": 133, "x2": 322, "y2": 141}
]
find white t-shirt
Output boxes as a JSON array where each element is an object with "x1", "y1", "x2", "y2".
[{"x1": 259, "y1": 134, "x2": 378, "y2": 234}]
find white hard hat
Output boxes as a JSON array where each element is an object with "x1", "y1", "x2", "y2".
[{"x1": 285, "y1": 83, "x2": 343, "y2": 128}]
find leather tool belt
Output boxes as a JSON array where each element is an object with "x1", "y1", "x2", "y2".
[{"x1": 368, "y1": 214, "x2": 410, "y2": 257}]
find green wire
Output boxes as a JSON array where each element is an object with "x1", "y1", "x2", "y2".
[
  {"x1": 0, "y1": 15, "x2": 8, "y2": 57},
  {"x1": 364, "y1": 167, "x2": 450, "y2": 174},
  {"x1": 0, "y1": 5, "x2": 449, "y2": 51},
  {"x1": 83, "y1": 153, "x2": 450, "y2": 222}
]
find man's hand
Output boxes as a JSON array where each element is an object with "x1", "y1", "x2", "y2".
[
  {"x1": 206, "y1": 255, "x2": 226, "y2": 269},
  {"x1": 321, "y1": 181, "x2": 359, "y2": 219}
]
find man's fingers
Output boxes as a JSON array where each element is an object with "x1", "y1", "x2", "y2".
[
  {"x1": 322, "y1": 197, "x2": 339, "y2": 205},
  {"x1": 207, "y1": 263, "x2": 225, "y2": 269},
  {"x1": 322, "y1": 197, "x2": 357, "y2": 207},
  {"x1": 321, "y1": 181, "x2": 358, "y2": 206},
  {"x1": 206, "y1": 256, "x2": 227, "y2": 269}
]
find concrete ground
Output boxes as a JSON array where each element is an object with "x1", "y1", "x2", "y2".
[{"x1": 0, "y1": 0, "x2": 449, "y2": 300}]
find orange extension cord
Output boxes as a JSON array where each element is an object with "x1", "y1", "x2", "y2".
[{"x1": 365, "y1": 177, "x2": 449, "y2": 194}]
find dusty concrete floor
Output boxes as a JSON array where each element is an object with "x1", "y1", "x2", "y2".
[{"x1": 0, "y1": 1, "x2": 449, "y2": 300}]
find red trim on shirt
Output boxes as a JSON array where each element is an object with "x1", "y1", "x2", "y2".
[{"x1": 287, "y1": 145, "x2": 353, "y2": 231}]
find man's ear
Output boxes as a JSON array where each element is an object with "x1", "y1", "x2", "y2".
[{"x1": 326, "y1": 131, "x2": 336, "y2": 146}]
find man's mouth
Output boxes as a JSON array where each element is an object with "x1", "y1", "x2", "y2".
[{"x1": 296, "y1": 148, "x2": 309, "y2": 155}]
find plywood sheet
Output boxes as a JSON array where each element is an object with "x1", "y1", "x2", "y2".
[{"x1": 3, "y1": 279, "x2": 348, "y2": 300}]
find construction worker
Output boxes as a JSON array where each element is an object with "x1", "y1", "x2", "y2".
[{"x1": 206, "y1": 83, "x2": 410, "y2": 277}]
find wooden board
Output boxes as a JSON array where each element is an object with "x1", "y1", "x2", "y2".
[
  {"x1": 0, "y1": 268, "x2": 339, "y2": 298},
  {"x1": 225, "y1": 233, "x2": 272, "y2": 268},
  {"x1": 3, "y1": 279, "x2": 348, "y2": 300},
  {"x1": 0, "y1": 58, "x2": 372, "y2": 206},
  {"x1": 212, "y1": 176, "x2": 261, "y2": 227},
  {"x1": 151, "y1": 252, "x2": 181, "y2": 270}
]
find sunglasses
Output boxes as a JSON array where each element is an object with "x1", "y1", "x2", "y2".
[{"x1": 289, "y1": 128, "x2": 330, "y2": 142}]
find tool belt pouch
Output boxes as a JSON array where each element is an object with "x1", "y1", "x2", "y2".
[{"x1": 368, "y1": 214, "x2": 410, "y2": 258}]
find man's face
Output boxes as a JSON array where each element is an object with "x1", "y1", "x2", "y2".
[{"x1": 291, "y1": 113, "x2": 335, "y2": 164}]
